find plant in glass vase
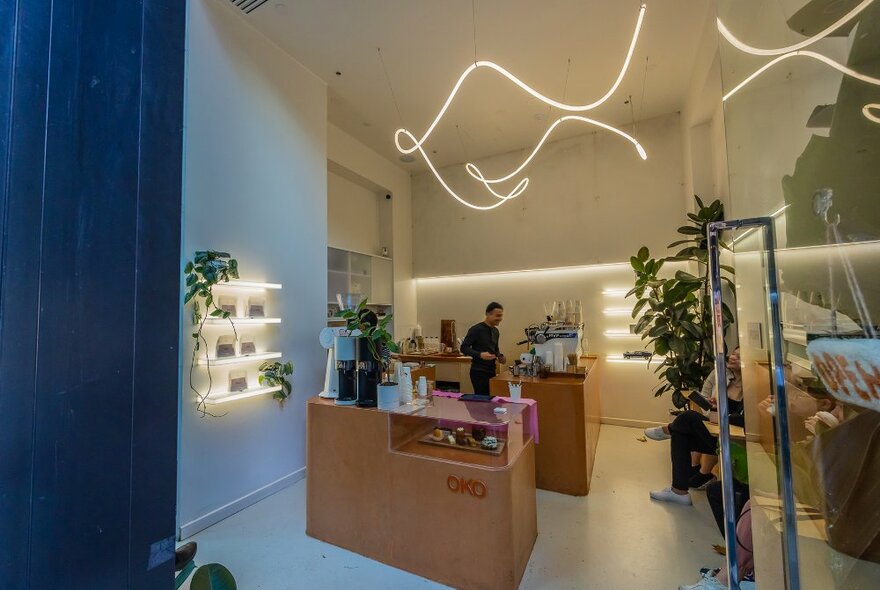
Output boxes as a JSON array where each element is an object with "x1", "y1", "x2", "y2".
[{"x1": 627, "y1": 196, "x2": 735, "y2": 408}]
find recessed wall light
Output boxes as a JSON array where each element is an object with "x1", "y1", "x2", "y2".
[{"x1": 399, "y1": 154, "x2": 416, "y2": 163}]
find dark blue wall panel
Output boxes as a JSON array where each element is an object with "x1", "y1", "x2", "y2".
[{"x1": 0, "y1": 1, "x2": 184, "y2": 588}]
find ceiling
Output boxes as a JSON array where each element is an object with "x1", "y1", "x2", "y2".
[{"x1": 246, "y1": 0, "x2": 712, "y2": 171}]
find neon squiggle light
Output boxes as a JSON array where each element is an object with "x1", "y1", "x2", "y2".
[
  {"x1": 716, "y1": 0, "x2": 876, "y2": 56},
  {"x1": 395, "y1": 4, "x2": 647, "y2": 156},
  {"x1": 722, "y1": 50, "x2": 880, "y2": 102},
  {"x1": 395, "y1": 4, "x2": 648, "y2": 210},
  {"x1": 466, "y1": 115, "x2": 647, "y2": 188},
  {"x1": 864, "y1": 103, "x2": 880, "y2": 124}
]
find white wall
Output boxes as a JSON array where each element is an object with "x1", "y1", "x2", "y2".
[
  {"x1": 410, "y1": 113, "x2": 689, "y2": 425},
  {"x1": 416, "y1": 262, "x2": 685, "y2": 426},
  {"x1": 327, "y1": 123, "x2": 417, "y2": 338},
  {"x1": 178, "y1": 0, "x2": 327, "y2": 538},
  {"x1": 412, "y1": 113, "x2": 686, "y2": 277},
  {"x1": 328, "y1": 171, "x2": 380, "y2": 255}
]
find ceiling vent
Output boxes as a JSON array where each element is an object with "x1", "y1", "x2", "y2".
[{"x1": 230, "y1": 0, "x2": 270, "y2": 15}]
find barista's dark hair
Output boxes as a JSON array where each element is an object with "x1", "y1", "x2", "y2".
[{"x1": 486, "y1": 302, "x2": 504, "y2": 314}]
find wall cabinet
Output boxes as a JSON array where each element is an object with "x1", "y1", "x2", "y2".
[{"x1": 327, "y1": 247, "x2": 393, "y2": 306}]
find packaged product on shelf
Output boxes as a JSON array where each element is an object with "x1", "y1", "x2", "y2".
[
  {"x1": 247, "y1": 295, "x2": 265, "y2": 318},
  {"x1": 216, "y1": 335, "x2": 235, "y2": 358},
  {"x1": 239, "y1": 334, "x2": 256, "y2": 355},
  {"x1": 228, "y1": 370, "x2": 248, "y2": 392}
]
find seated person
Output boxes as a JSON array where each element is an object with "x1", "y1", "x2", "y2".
[
  {"x1": 644, "y1": 347, "x2": 744, "y2": 505},
  {"x1": 678, "y1": 500, "x2": 755, "y2": 589}
]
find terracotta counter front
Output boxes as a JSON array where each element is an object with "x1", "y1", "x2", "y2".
[
  {"x1": 306, "y1": 397, "x2": 537, "y2": 590},
  {"x1": 490, "y1": 359, "x2": 601, "y2": 496}
]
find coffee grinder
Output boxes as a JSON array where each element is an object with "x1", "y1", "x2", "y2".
[
  {"x1": 334, "y1": 334, "x2": 357, "y2": 406},
  {"x1": 356, "y1": 337, "x2": 380, "y2": 408}
]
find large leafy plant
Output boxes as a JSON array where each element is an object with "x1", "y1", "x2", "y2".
[
  {"x1": 184, "y1": 250, "x2": 239, "y2": 417},
  {"x1": 627, "y1": 196, "x2": 735, "y2": 408},
  {"x1": 336, "y1": 297, "x2": 399, "y2": 382}
]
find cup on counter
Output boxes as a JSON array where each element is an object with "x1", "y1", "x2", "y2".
[{"x1": 508, "y1": 382, "x2": 523, "y2": 400}]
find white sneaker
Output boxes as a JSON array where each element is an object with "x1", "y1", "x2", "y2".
[
  {"x1": 644, "y1": 426, "x2": 671, "y2": 441},
  {"x1": 650, "y1": 487, "x2": 693, "y2": 505},
  {"x1": 679, "y1": 573, "x2": 726, "y2": 590}
]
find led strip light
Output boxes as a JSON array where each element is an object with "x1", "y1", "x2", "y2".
[
  {"x1": 717, "y1": 0, "x2": 876, "y2": 56},
  {"x1": 394, "y1": 4, "x2": 648, "y2": 210},
  {"x1": 465, "y1": 115, "x2": 647, "y2": 188},
  {"x1": 722, "y1": 50, "x2": 880, "y2": 102},
  {"x1": 719, "y1": 2, "x2": 880, "y2": 124}
]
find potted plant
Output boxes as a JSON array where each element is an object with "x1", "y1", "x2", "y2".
[
  {"x1": 362, "y1": 314, "x2": 400, "y2": 409},
  {"x1": 184, "y1": 250, "x2": 240, "y2": 417},
  {"x1": 336, "y1": 298, "x2": 399, "y2": 408},
  {"x1": 627, "y1": 196, "x2": 735, "y2": 408}
]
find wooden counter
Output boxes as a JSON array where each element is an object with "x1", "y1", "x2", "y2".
[
  {"x1": 490, "y1": 360, "x2": 601, "y2": 496},
  {"x1": 398, "y1": 353, "x2": 478, "y2": 392},
  {"x1": 306, "y1": 397, "x2": 537, "y2": 590}
]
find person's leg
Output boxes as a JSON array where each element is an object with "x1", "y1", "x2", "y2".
[
  {"x1": 700, "y1": 453, "x2": 718, "y2": 474},
  {"x1": 469, "y1": 369, "x2": 491, "y2": 395},
  {"x1": 649, "y1": 428, "x2": 694, "y2": 505},
  {"x1": 706, "y1": 480, "x2": 725, "y2": 536}
]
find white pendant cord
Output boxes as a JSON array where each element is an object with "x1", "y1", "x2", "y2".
[
  {"x1": 863, "y1": 103, "x2": 880, "y2": 124},
  {"x1": 722, "y1": 50, "x2": 880, "y2": 102},
  {"x1": 716, "y1": 0, "x2": 875, "y2": 57},
  {"x1": 395, "y1": 4, "x2": 647, "y2": 155},
  {"x1": 465, "y1": 115, "x2": 647, "y2": 186}
]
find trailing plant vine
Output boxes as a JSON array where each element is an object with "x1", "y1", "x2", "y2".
[
  {"x1": 184, "y1": 250, "x2": 240, "y2": 417},
  {"x1": 258, "y1": 360, "x2": 294, "y2": 402},
  {"x1": 627, "y1": 196, "x2": 735, "y2": 408}
]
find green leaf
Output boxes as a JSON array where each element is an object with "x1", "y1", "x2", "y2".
[
  {"x1": 677, "y1": 226, "x2": 704, "y2": 236},
  {"x1": 637, "y1": 246, "x2": 649, "y2": 262},
  {"x1": 210, "y1": 309, "x2": 223, "y2": 317},
  {"x1": 189, "y1": 563, "x2": 237, "y2": 590},
  {"x1": 630, "y1": 256, "x2": 644, "y2": 272}
]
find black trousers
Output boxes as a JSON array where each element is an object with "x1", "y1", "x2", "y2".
[
  {"x1": 669, "y1": 410, "x2": 717, "y2": 490},
  {"x1": 470, "y1": 369, "x2": 493, "y2": 396},
  {"x1": 707, "y1": 479, "x2": 750, "y2": 538}
]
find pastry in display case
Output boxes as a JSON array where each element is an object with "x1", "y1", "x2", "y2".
[{"x1": 387, "y1": 396, "x2": 533, "y2": 469}]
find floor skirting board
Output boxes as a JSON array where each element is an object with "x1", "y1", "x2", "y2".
[
  {"x1": 601, "y1": 416, "x2": 665, "y2": 429},
  {"x1": 179, "y1": 467, "x2": 306, "y2": 540}
]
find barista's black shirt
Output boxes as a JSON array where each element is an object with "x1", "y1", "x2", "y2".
[{"x1": 461, "y1": 322, "x2": 500, "y2": 374}]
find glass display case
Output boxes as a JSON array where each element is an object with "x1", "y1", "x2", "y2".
[{"x1": 387, "y1": 397, "x2": 533, "y2": 470}]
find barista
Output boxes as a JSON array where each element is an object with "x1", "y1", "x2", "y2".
[{"x1": 461, "y1": 302, "x2": 506, "y2": 396}]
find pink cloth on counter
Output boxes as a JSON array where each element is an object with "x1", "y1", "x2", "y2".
[{"x1": 432, "y1": 390, "x2": 540, "y2": 443}]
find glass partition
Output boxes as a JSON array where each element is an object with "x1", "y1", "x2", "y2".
[{"x1": 717, "y1": 1, "x2": 880, "y2": 588}]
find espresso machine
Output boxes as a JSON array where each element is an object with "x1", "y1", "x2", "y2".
[
  {"x1": 334, "y1": 335, "x2": 357, "y2": 406},
  {"x1": 356, "y1": 338, "x2": 380, "y2": 407}
]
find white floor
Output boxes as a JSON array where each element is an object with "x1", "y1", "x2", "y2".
[{"x1": 187, "y1": 425, "x2": 722, "y2": 589}]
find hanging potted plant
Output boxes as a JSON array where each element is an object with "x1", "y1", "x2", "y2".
[{"x1": 627, "y1": 196, "x2": 735, "y2": 408}]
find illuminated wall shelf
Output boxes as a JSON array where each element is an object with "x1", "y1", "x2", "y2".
[
  {"x1": 605, "y1": 354, "x2": 652, "y2": 364},
  {"x1": 206, "y1": 385, "x2": 282, "y2": 404},
  {"x1": 604, "y1": 330, "x2": 639, "y2": 338},
  {"x1": 603, "y1": 308, "x2": 635, "y2": 316},
  {"x1": 203, "y1": 317, "x2": 281, "y2": 325},
  {"x1": 213, "y1": 280, "x2": 283, "y2": 290},
  {"x1": 196, "y1": 351, "x2": 282, "y2": 366}
]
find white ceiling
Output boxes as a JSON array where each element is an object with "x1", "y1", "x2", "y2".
[{"x1": 247, "y1": 0, "x2": 711, "y2": 171}]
